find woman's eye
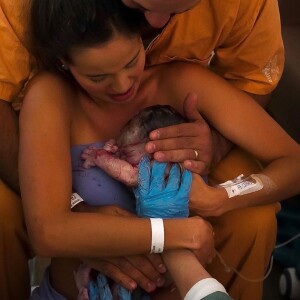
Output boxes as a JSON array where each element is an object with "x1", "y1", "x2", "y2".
[
  {"x1": 90, "y1": 76, "x2": 106, "y2": 83},
  {"x1": 126, "y1": 58, "x2": 138, "y2": 68}
]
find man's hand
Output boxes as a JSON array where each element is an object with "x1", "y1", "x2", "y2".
[
  {"x1": 145, "y1": 93, "x2": 213, "y2": 175},
  {"x1": 83, "y1": 254, "x2": 166, "y2": 293},
  {"x1": 189, "y1": 174, "x2": 229, "y2": 217},
  {"x1": 186, "y1": 216, "x2": 216, "y2": 265}
]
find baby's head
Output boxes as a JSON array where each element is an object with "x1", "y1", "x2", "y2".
[{"x1": 117, "y1": 105, "x2": 186, "y2": 165}]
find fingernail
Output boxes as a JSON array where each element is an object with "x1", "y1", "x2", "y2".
[
  {"x1": 154, "y1": 152, "x2": 165, "y2": 161},
  {"x1": 146, "y1": 282, "x2": 156, "y2": 292},
  {"x1": 158, "y1": 264, "x2": 167, "y2": 273},
  {"x1": 129, "y1": 281, "x2": 137, "y2": 290},
  {"x1": 146, "y1": 142, "x2": 156, "y2": 153},
  {"x1": 156, "y1": 277, "x2": 165, "y2": 287},
  {"x1": 150, "y1": 130, "x2": 160, "y2": 139},
  {"x1": 184, "y1": 160, "x2": 192, "y2": 168}
]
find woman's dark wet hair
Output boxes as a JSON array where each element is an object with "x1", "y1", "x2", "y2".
[{"x1": 30, "y1": 0, "x2": 146, "y2": 70}]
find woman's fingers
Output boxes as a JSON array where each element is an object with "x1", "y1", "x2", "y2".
[
  {"x1": 85, "y1": 255, "x2": 165, "y2": 293},
  {"x1": 146, "y1": 121, "x2": 212, "y2": 175}
]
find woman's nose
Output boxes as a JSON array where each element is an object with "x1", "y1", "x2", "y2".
[{"x1": 111, "y1": 72, "x2": 132, "y2": 94}]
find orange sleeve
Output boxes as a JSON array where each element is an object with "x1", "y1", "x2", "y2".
[
  {"x1": 0, "y1": 1, "x2": 32, "y2": 102},
  {"x1": 147, "y1": 0, "x2": 284, "y2": 96},
  {"x1": 211, "y1": 0, "x2": 284, "y2": 95}
]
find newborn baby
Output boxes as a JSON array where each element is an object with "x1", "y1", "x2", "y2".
[
  {"x1": 81, "y1": 105, "x2": 186, "y2": 187},
  {"x1": 76, "y1": 105, "x2": 186, "y2": 299}
]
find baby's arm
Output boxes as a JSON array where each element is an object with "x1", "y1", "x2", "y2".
[{"x1": 81, "y1": 141, "x2": 138, "y2": 186}]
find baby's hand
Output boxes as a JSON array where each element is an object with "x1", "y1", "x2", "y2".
[
  {"x1": 103, "y1": 139, "x2": 118, "y2": 153},
  {"x1": 81, "y1": 146, "x2": 115, "y2": 169},
  {"x1": 81, "y1": 146, "x2": 98, "y2": 169},
  {"x1": 74, "y1": 264, "x2": 91, "y2": 300},
  {"x1": 77, "y1": 287, "x2": 89, "y2": 300},
  {"x1": 81, "y1": 140, "x2": 119, "y2": 169}
]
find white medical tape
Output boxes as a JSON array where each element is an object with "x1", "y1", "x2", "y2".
[
  {"x1": 219, "y1": 174, "x2": 263, "y2": 198},
  {"x1": 150, "y1": 218, "x2": 164, "y2": 254},
  {"x1": 71, "y1": 193, "x2": 84, "y2": 209}
]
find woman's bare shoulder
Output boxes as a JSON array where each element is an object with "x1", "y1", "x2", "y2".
[
  {"x1": 153, "y1": 62, "x2": 218, "y2": 102},
  {"x1": 23, "y1": 71, "x2": 76, "y2": 105},
  {"x1": 160, "y1": 61, "x2": 210, "y2": 77},
  {"x1": 156, "y1": 61, "x2": 218, "y2": 91},
  {"x1": 21, "y1": 71, "x2": 77, "y2": 121}
]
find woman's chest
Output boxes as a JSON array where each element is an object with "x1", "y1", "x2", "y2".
[{"x1": 70, "y1": 97, "x2": 155, "y2": 145}]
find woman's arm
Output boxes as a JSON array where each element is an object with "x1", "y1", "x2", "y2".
[
  {"x1": 164, "y1": 62, "x2": 300, "y2": 215},
  {"x1": 19, "y1": 72, "x2": 214, "y2": 258}
]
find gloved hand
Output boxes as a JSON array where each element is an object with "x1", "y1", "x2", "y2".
[
  {"x1": 88, "y1": 273, "x2": 132, "y2": 300},
  {"x1": 134, "y1": 156, "x2": 192, "y2": 218},
  {"x1": 88, "y1": 273, "x2": 112, "y2": 300}
]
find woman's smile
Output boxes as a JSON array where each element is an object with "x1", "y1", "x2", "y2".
[{"x1": 107, "y1": 82, "x2": 137, "y2": 103}]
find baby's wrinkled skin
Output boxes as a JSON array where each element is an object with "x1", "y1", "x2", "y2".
[
  {"x1": 81, "y1": 105, "x2": 185, "y2": 186},
  {"x1": 81, "y1": 138, "x2": 146, "y2": 187},
  {"x1": 77, "y1": 105, "x2": 185, "y2": 299}
]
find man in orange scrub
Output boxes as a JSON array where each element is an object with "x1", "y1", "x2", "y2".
[{"x1": 0, "y1": 0, "x2": 283, "y2": 298}]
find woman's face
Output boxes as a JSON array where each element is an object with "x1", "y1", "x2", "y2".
[{"x1": 66, "y1": 34, "x2": 145, "y2": 104}]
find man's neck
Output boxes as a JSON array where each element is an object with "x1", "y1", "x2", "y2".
[{"x1": 142, "y1": 25, "x2": 164, "y2": 48}]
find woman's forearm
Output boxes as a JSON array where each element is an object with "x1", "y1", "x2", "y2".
[{"x1": 26, "y1": 211, "x2": 210, "y2": 259}]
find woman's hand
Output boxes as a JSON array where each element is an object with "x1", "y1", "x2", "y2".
[
  {"x1": 73, "y1": 204, "x2": 167, "y2": 293},
  {"x1": 189, "y1": 174, "x2": 229, "y2": 217},
  {"x1": 145, "y1": 93, "x2": 213, "y2": 175},
  {"x1": 83, "y1": 254, "x2": 166, "y2": 293}
]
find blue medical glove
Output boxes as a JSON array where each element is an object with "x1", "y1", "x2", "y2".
[
  {"x1": 116, "y1": 284, "x2": 132, "y2": 300},
  {"x1": 134, "y1": 156, "x2": 192, "y2": 218},
  {"x1": 88, "y1": 273, "x2": 113, "y2": 300}
]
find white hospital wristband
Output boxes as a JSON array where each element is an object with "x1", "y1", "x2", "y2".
[
  {"x1": 150, "y1": 218, "x2": 164, "y2": 254},
  {"x1": 71, "y1": 193, "x2": 84, "y2": 209}
]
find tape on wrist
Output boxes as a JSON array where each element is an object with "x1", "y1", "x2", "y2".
[
  {"x1": 218, "y1": 174, "x2": 263, "y2": 198},
  {"x1": 71, "y1": 193, "x2": 84, "y2": 209},
  {"x1": 150, "y1": 218, "x2": 164, "y2": 254}
]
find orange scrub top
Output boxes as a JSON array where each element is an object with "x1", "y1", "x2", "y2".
[
  {"x1": 0, "y1": 0, "x2": 32, "y2": 102},
  {"x1": 0, "y1": 0, "x2": 284, "y2": 102},
  {"x1": 146, "y1": 0, "x2": 284, "y2": 95}
]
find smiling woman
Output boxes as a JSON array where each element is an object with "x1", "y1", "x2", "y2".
[
  {"x1": 19, "y1": 0, "x2": 300, "y2": 299},
  {"x1": 66, "y1": 36, "x2": 145, "y2": 104},
  {"x1": 23, "y1": 0, "x2": 218, "y2": 299}
]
